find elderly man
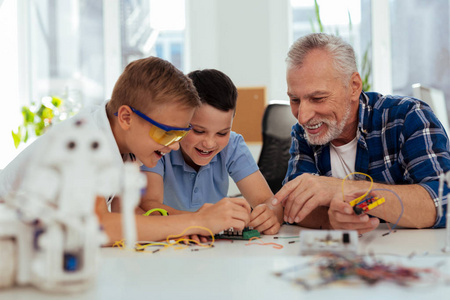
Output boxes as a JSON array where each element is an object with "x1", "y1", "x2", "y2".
[{"x1": 272, "y1": 33, "x2": 450, "y2": 233}]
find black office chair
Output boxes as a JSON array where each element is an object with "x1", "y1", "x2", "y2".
[{"x1": 257, "y1": 101, "x2": 297, "y2": 194}]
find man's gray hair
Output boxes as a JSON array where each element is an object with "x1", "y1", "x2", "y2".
[{"x1": 286, "y1": 33, "x2": 357, "y2": 83}]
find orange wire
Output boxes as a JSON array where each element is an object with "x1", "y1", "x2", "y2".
[{"x1": 245, "y1": 237, "x2": 284, "y2": 249}]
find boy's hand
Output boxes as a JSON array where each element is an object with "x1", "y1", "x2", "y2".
[
  {"x1": 249, "y1": 204, "x2": 281, "y2": 235},
  {"x1": 328, "y1": 192, "x2": 380, "y2": 234},
  {"x1": 185, "y1": 234, "x2": 209, "y2": 244},
  {"x1": 196, "y1": 198, "x2": 251, "y2": 234}
]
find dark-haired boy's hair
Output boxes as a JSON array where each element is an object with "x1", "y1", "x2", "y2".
[
  {"x1": 107, "y1": 56, "x2": 200, "y2": 116},
  {"x1": 187, "y1": 69, "x2": 237, "y2": 112}
]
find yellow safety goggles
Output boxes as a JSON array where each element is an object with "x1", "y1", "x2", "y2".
[{"x1": 116, "y1": 106, "x2": 192, "y2": 146}]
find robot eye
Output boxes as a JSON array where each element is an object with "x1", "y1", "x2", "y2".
[
  {"x1": 91, "y1": 141, "x2": 99, "y2": 150},
  {"x1": 67, "y1": 141, "x2": 76, "y2": 149}
]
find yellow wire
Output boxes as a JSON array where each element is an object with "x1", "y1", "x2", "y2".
[
  {"x1": 341, "y1": 172, "x2": 374, "y2": 204},
  {"x1": 113, "y1": 225, "x2": 215, "y2": 253},
  {"x1": 166, "y1": 225, "x2": 215, "y2": 249}
]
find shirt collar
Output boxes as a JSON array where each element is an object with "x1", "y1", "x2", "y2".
[
  {"x1": 358, "y1": 91, "x2": 370, "y2": 136},
  {"x1": 170, "y1": 148, "x2": 217, "y2": 172}
]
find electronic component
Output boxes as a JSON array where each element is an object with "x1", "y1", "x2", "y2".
[
  {"x1": 299, "y1": 230, "x2": 358, "y2": 255},
  {"x1": 215, "y1": 227, "x2": 260, "y2": 240},
  {"x1": 350, "y1": 195, "x2": 385, "y2": 215}
]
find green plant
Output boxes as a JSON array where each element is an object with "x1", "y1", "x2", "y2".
[
  {"x1": 12, "y1": 96, "x2": 63, "y2": 148},
  {"x1": 310, "y1": 0, "x2": 372, "y2": 91}
]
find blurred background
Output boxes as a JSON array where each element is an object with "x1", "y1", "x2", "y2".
[{"x1": 0, "y1": 0, "x2": 449, "y2": 169}]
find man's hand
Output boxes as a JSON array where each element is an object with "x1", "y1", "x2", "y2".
[
  {"x1": 328, "y1": 192, "x2": 380, "y2": 234},
  {"x1": 249, "y1": 204, "x2": 281, "y2": 235},
  {"x1": 271, "y1": 174, "x2": 342, "y2": 224},
  {"x1": 195, "y1": 198, "x2": 251, "y2": 234}
]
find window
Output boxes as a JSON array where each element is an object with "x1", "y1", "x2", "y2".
[
  {"x1": 25, "y1": 0, "x2": 186, "y2": 107},
  {"x1": 121, "y1": 0, "x2": 186, "y2": 71},
  {"x1": 290, "y1": 0, "x2": 372, "y2": 91},
  {"x1": 0, "y1": 0, "x2": 20, "y2": 168},
  {"x1": 0, "y1": 0, "x2": 186, "y2": 168},
  {"x1": 390, "y1": 0, "x2": 450, "y2": 104}
]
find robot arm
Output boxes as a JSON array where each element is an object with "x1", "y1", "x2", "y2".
[{"x1": 121, "y1": 163, "x2": 146, "y2": 248}]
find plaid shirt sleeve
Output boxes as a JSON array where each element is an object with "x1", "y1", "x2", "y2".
[
  {"x1": 364, "y1": 93, "x2": 450, "y2": 228},
  {"x1": 396, "y1": 99, "x2": 450, "y2": 227}
]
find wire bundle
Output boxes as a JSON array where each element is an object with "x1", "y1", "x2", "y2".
[
  {"x1": 275, "y1": 252, "x2": 443, "y2": 290},
  {"x1": 341, "y1": 172, "x2": 404, "y2": 235},
  {"x1": 112, "y1": 226, "x2": 215, "y2": 253}
]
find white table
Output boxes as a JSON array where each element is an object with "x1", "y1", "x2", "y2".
[{"x1": 2, "y1": 224, "x2": 450, "y2": 300}]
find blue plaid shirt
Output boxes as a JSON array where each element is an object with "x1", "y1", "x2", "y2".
[{"x1": 284, "y1": 91, "x2": 450, "y2": 228}]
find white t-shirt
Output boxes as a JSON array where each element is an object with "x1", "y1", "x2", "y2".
[
  {"x1": 330, "y1": 135, "x2": 358, "y2": 180},
  {"x1": 0, "y1": 102, "x2": 123, "y2": 198}
]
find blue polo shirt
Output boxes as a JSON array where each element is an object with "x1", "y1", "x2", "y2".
[{"x1": 141, "y1": 131, "x2": 259, "y2": 211}]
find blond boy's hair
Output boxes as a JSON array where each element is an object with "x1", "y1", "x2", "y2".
[{"x1": 107, "y1": 56, "x2": 200, "y2": 116}]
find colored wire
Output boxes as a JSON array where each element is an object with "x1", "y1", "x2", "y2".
[
  {"x1": 245, "y1": 237, "x2": 284, "y2": 249},
  {"x1": 273, "y1": 236, "x2": 299, "y2": 239},
  {"x1": 371, "y1": 188, "x2": 404, "y2": 233},
  {"x1": 113, "y1": 225, "x2": 215, "y2": 252},
  {"x1": 274, "y1": 252, "x2": 445, "y2": 289},
  {"x1": 341, "y1": 172, "x2": 405, "y2": 235},
  {"x1": 143, "y1": 208, "x2": 168, "y2": 216},
  {"x1": 341, "y1": 172, "x2": 374, "y2": 202}
]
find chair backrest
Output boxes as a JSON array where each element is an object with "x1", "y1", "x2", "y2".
[
  {"x1": 412, "y1": 83, "x2": 449, "y2": 134},
  {"x1": 257, "y1": 101, "x2": 297, "y2": 194}
]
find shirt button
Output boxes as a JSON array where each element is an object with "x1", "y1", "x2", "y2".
[
  {"x1": 194, "y1": 187, "x2": 199, "y2": 193},
  {"x1": 191, "y1": 173, "x2": 195, "y2": 178}
]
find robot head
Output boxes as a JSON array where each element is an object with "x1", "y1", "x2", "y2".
[{"x1": 38, "y1": 117, "x2": 116, "y2": 169}]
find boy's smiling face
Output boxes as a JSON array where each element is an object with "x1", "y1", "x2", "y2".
[
  {"x1": 118, "y1": 103, "x2": 195, "y2": 168},
  {"x1": 180, "y1": 104, "x2": 234, "y2": 171}
]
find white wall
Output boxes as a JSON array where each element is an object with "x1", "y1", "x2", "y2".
[{"x1": 186, "y1": 0, "x2": 291, "y2": 101}]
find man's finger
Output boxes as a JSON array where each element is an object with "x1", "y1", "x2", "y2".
[
  {"x1": 331, "y1": 200, "x2": 354, "y2": 215},
  {"x1": 272, "y1": 177, "x2": 299, "y2": 206}
]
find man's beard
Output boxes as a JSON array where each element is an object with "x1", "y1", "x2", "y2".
[{"x1": 301, "y1": 104, "x2": 352, "y2": 145}]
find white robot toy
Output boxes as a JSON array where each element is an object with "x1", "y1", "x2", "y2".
[{"x1": 0, "y1": 117, "x2": 145, "y2": 293}]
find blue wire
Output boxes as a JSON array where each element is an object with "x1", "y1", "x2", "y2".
[{"x1": 371, "y1": 188, "x2": 404, "y2": 231}]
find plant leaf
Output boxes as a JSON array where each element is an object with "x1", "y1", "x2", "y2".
[
  {"x1": 11, "y1": 128, "x2": 21, "y2": 148},
  {"x1": 51, "y1": 96, "x2": 63, "y2": 107},
  {"x1": 24, "y1": 127, "x2": 29, "y2": 143},
  {"x1": 22, "y1": 106, "x2": 35, "y2": 124},
  {"x1": 314, "y1": 0, "x2": 323, "y2": 33}
]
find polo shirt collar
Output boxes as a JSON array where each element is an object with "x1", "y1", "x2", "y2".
[{"x1": 170, "y1": 148, "x2": 217, "y2": 173}]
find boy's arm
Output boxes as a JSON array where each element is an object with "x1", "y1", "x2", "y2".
[
  {"x1": 138, "y1": 172, "x2": 191, "y2": 215},
  {"x1": 95, "y1": 196, "x2": 251, "y2": 245},
  {"x1": 236, "y1": 170, "x2": 283, "y2": 234}
]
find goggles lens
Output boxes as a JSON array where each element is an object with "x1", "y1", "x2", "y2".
[{"x1": 148, "y1": 126, "x2": 190, "y2": 146}]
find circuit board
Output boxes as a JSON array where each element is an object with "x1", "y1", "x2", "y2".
[
  {"x1": 299, "y1": 230, "x2": 358, "y2": 255},
  {"x1": 215, "y1": 227, "x2": 260, "y2": 240}
]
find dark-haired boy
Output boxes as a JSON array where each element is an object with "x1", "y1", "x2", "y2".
[{"x1": 140, "y1": 69, "x2": 283, "y2": 235}]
